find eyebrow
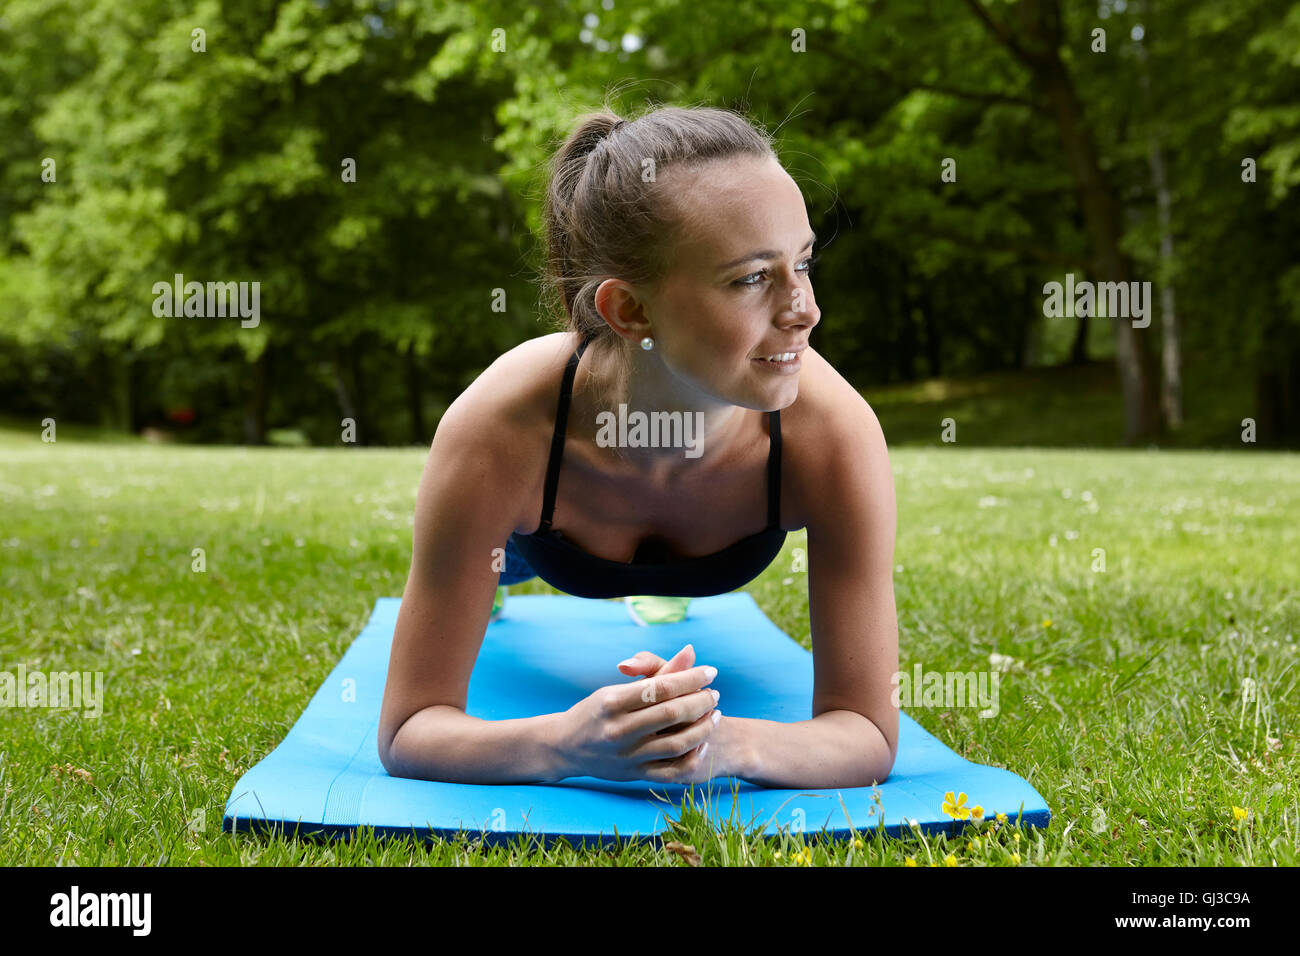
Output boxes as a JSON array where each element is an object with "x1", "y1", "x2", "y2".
[{"x1": 716, "y1": 232, "x2": 817, "y2": 273}]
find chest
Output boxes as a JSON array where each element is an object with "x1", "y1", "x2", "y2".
[{"x1": 537, "y1": 419, "x2": 786, "y2": 564}]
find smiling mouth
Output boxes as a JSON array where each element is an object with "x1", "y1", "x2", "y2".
[{"x1": 752, "y1": 346, "x2": 804, "y2": 366}]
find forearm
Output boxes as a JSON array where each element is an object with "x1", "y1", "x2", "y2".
[
  {"x1": 726, "y1": 710, "x2": 893, "y2": 789},
  {"x1": 385, "y1": 705, "x2": 569, "y2": 784}
]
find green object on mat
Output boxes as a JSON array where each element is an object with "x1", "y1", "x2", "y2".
[{"x1": 625, "y1": 595, "x2": 691, "y2": 625}]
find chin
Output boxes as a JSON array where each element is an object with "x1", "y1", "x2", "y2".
[{"x1": 738, "y1": 383, "x2": 799, "y2": 413}]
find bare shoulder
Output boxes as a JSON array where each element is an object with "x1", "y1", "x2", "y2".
[
  {"x1": 781, "y1": 345, "x2": 892, "y2": 530},
  {"x1": 441, "y1": 332, "x2": 577, "y2": 434},
  {"x1": 428, "y1": 332, "x2": 578, "y2": 534}
]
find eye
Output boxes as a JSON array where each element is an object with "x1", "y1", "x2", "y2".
[{"x1": 733, "y1": 253, "x2": 819, "y2": 288}]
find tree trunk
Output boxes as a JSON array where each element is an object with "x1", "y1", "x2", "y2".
[
  {"x1": 332, "y1": 344, "x2": 364, "y2": 446},
  {"x1": 350, "y1": 342, "x2": 370, "y2": 445},
  {"x1": 896, "y1": 259, "x2": 918, "y2": 382},
  {"x1": 405, "y1": 342, "x2": 427, "y2": 445},
  {"x1": 1016, "y1": 276, "x2": 1035, "y2": 369},
  {"x1": 92, "y1": 347, "x2": 133, "y2": 432},
  {"x1": 1150, "y1": 138, "x2": 1183, "y2": 429},
  {"x1": 1255, "y1": 332, "x2": 1300, "y2": 444},
  {"x1": 242, "y1": 347, "x2": 270, "y2": 445},
  {"x1": 1068, "y1": 313, "x2": 1090, "y2": 365},
  {"x1": 963, "y1": 0, "x2": 1163, "y2": 442},
  {"x1": 124, "y1": 352, "x2": 139, "y2": 433},
  {"x1": 1135, "y1": 3, "x2": 1184, "y2": 429},
  {"x1": 920, "y1": 281, "x2": 942, "y2": 376},
  {"x1": 1037, "y1": 60, "x2": 1163, "y2": 443}
]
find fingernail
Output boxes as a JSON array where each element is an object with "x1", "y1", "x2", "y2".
[
  {"x1": 702, "y1": 665, "x2": 717, "y2": 682},
  {"x1": 617, "y1": 658, "x2": 637, "y2": 668},
  {"x1": 711, "y1": 710, "x2": 721, "y2": 726},
  {"x1": 698, "y1": 741, "x2": 709, "y2": 758},
  {"x1": 710, "y1": 689, "x2": 720, "y2": 704}
]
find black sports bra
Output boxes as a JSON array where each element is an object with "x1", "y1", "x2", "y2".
[{"x1": 508, "y1": 334, "x2": 788, "y2": 598}]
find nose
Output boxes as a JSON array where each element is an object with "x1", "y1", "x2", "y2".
[{"x1": 777, "y1": 268, "x2": 820, "y2": 328}]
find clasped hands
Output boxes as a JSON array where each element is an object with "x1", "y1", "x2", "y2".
[{"x1": 554, "y1": 644, "x2": 732, "y2": 784}]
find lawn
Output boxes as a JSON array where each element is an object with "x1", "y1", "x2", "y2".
[{"x1": 0, "y1": 425, "x2": 1296, "y2": 866}]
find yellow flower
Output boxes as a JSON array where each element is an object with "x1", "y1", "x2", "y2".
[
  {"x1": 853, "y1": 838, "x2": 863, "y2": 850},
  {"x1": 996, "y1": 812, "x2": 1008, "y2": 824},
  {"x1": 1232, "y1": 805, "x2": 1249, "y2": 821},
  {"x1": 970, "y1": 805, "x2": 985, "y2": 822},
  {"x1": 942, "y1": 791, "x2": 971, "y2": 820},
  {"x1": 905, "y1": 857, "x2": 917, "y2": 867},
  {"x1": 774, "y1": 851, "x2": 782, "y2": 859},
  {"x1": 1042, "y1": 618, "x2": 1052, "y2": 628},
  {"x1": 969, "y1": 836, "x2": 981, "y2": 851},
  {"x1": 794, "y1": 846, "x2": 813, "y2": 866},
  {"x1": 1011, "y1": 852, "x2": 1021, "y2": 865},
  {"x1": 1013, "y1": 831, "x2": 1021, "y2": 843},
  {"x1": 944, "y1": 854, "x2": 957, "y2": 867}
]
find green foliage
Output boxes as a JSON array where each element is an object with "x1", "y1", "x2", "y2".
[{"x1": 0, "y1": 0, "x2": 1297, "y2": 441}]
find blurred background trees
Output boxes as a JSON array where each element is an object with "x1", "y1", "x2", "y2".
[{"x1": 1, "y1": 0, "x2": 1297, "y2": 446}]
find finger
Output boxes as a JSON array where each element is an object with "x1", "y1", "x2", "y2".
[
  {"x1": 652, "y1": 644, "x2": 695, "y2": 677},
  {"x1": 638, "y1": 725, "x2": 720, "y2": 784},
  {"x1": 616, "y1": 650, "x2": 666, "y2": 675},
  {"x1": 618, "y1": 643, "x2": 694, "y2": 677},
  {"x1": 639, "y1": 749, "x2": 712, "y2": 785},
  {"x1": 615, "y1": 663, "x2": 717, "y2": 715},
  {"x1": 652, "y1": 645, "x2": 703, "y2": 734},
  {"x1": 628, "y1": 705, "x2": 719, "y2": 762},
  {"x1": 624, "y1": 688, "x2": 720, "y2": 739}
]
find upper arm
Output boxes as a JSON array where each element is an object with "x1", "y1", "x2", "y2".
[
  {"x1": 802, "y1": 395, "x2": 900, "y2": 764},
  {"x1": 376, "y1": 396, "x2": 533, "y2": 770}
]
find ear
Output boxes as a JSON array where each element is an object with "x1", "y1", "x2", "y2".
[{"x1": 594, "y1": 278, "x2": 650, "y2": 343}]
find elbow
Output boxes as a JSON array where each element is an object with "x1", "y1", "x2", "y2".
[
  {"x1": 377, "y1": 715, "x2": 410, "y2": 779},
  {"x1": 865, "y1": 717, "x2": 898, "y2": 785},
  {"x1": 875, "y1": 750, "x2": 897, "y2": 785},
  {"x1": 377, "y1": 703, "x2": 464, "y2": 781}
]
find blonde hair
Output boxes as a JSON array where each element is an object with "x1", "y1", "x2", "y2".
[{"x1": 539, "y1": 101, "x2": 778, "y2": 404}]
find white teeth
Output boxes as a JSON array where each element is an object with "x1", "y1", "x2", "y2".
[{"x1": 759, "y1": 352, "x2": 796, "y2": 362}]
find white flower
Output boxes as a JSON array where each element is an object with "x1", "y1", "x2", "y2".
[{"x1": 989, "y1": 652, "x2": 1024, "y2": 673}]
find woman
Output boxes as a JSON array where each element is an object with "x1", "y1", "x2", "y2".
[{"x1": 378, "y1": 105, "x2": 899, "y2": 790}]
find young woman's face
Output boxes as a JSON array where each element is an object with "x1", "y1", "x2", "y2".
[{"x1": 646, "y1": 154, "x2": 821, "y2": 411}]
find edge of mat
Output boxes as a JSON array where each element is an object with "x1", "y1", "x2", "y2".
[{"x1": 223, "y1": 594, "x2": 1053, "y2": 842}]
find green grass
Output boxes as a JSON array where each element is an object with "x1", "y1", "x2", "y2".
[{"x1": 1, "y1": 427, "x2": 1296, "y2": 866}]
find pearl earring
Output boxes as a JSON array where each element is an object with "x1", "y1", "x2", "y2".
[{"x1": 640, "y1": 336, "x2": 655, "y2": 351}]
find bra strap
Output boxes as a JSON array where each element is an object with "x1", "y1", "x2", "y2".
[
  {"x1": 539, "y1": 334, "x2": 593, "y2": 531},
  {"x1": 767, "y1": 409, "x2": 782, "y2": 529}
]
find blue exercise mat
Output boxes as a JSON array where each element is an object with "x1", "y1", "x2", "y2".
[{"x1": 223, "y1": 593, "x2": 1050, "y2": 847}]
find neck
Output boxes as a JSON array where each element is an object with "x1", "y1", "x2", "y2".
[{"x1": 576, "y1": 344, "x2": 744, "y2": 482}]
